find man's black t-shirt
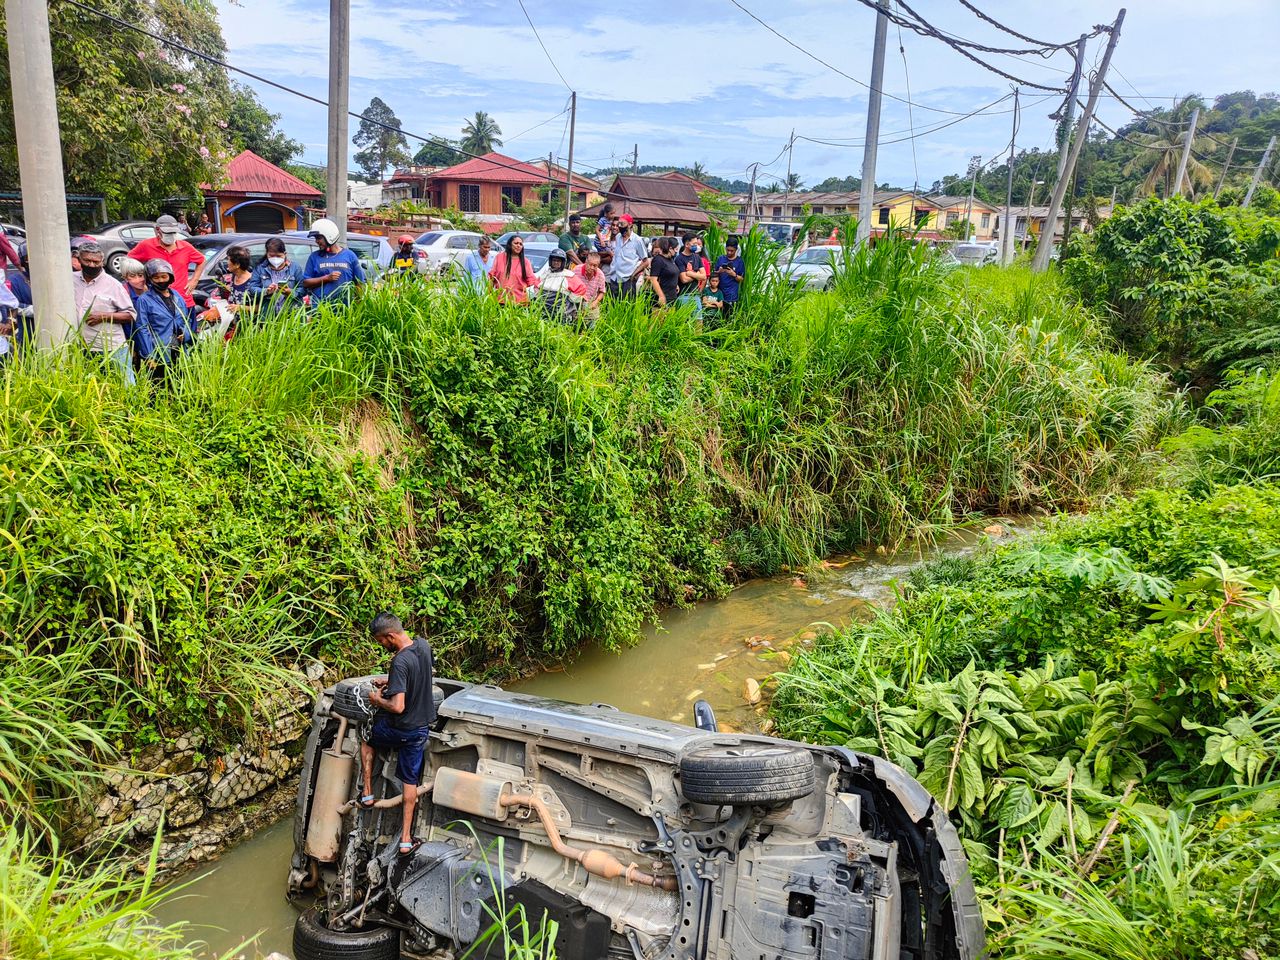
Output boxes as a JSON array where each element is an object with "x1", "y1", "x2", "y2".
[
  {"x1": 650, "y1": 255, "x2": 679, "y2": 302},
  {"x1": 673, "y1": 253, "x2": 702, "y2": 297},
  {"x1": 383, "y1": 636, "x2": 435, "y2": 731}
]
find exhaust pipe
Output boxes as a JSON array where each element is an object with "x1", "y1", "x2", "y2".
[{"x1": 305, "y1": 717, "x2": 352, "y2": 863}]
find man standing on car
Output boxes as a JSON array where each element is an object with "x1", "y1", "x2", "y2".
[
  {"x1": 606, "y1": 214, "x2": 648, "y2": 299},
  {"x1": 359, "y1": 611, "x2": 435, "y2": 856},
  {"x1": 127, "y1": 214, "x2": 206, "y2": 308}
]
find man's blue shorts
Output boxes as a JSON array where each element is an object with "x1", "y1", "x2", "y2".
[{"x1": 367, "y1": 715, "x2": 430, "y2": 786}]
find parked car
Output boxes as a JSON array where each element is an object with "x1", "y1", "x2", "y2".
[
  {"x1": 521, "y1": 241, "x2": 561, "y2": 273},
  {"x1": 80, "y1": 220, "x2": 190, "y2": 278},
  {"x1": 187, "y1": 233, "x2": 317, "y2": 308},
  {"x1": 2, "y1": 222, "x2": 25, "y2": 240},
  {"x1": 947, "y1": 242, "x2": 1000, "y2": 267},
  {"x1": 413, "y1": 230, "x2": 488, "y2": 275},
  {"x1": 780, "y1": 244, "x2": 841, "y2": 291},
  {"x1": 496, "y1": 230, "x2": 559, "y2": 249},
  {"x1": 286, "y1": 676, "x2": 985, "y2": 960},
  {"x1": 285, "y1": 230, "x2": 394, "y2": 275},
  {"x1": 757, "y1": 221, "x2": 804, "y2": 245}
]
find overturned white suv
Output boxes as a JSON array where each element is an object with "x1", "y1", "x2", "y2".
[{"x1": 287, "y1": 677, "x2": 985, "y2": 960}]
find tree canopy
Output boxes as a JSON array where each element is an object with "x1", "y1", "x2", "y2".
[
  {"x1": 226, "y1": 82, "x2": 301, "y2": 167},
  {"x1": 352, "y1": 97, "x2": 410, "y2": 181},
  {"x1": 0, "y1": 0, "x2": 235, "y2": 217},
  {"x1": 460, "y1": 111, "x2": 503, "y2": 155},
  {"x1": 413, "y1": 137, "x2": 461, "y2": 167}
]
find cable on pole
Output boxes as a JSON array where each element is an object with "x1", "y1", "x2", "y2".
[{"x1": 516, "y1": 0, "x2": 571, "y2": 91}]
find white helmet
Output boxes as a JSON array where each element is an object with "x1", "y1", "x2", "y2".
[{"x1": 308, "y1": 218, "x2": 341, "y2": 245}]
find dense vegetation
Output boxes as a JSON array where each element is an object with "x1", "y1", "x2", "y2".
[
  {"x1": 0, "y1": 224, "x2": 1198, "y2": 956},
  {"x1": 774, "y1": 199, "x2": 1280, "y2": 958}
]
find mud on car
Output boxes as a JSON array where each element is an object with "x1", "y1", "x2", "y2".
[{"x1": 287, "y1": 677, "x2": 985, "y2": 960}]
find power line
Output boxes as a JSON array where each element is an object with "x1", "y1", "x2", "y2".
[
  {"x1": 516, "y1": 0, "x2": 571, "y2": 91},
  {"x1": 796, "y1": 92, "x2": 1016, "y2": 149},
  {"x1": 955, "y1": 0, "x2": 1066, "y2": 50},
  {"x1": 503, "y1": 106, "x2": 569, "y2": 145},
  {"x1": 897, "y1": 21, "x2": 919, "y2": 191}
]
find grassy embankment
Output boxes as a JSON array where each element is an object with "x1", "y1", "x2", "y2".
[
  {"x1": 0, "y1": 234, "x2": 1178, "y2": 955},
  {"x1": 773, "y1": 199, "x2": 1280, "y2": 958}
]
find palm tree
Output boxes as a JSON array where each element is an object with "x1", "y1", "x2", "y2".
[
  {"x1": 785, "y1": 172, "x2": 803, "y2": 192},
  {"x1": 688, "y1": 161, "x2": 708, "y2": 182},
  {"x1": 460, "y1": 112, "x2": 503, "y2": 154},
  {"x1": 1122, "y1": 97, "x2": 1216, "y2": 197}
]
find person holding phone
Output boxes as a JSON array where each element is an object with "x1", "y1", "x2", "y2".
[
  {"x1": 303, "y1": 218, "x2": 365, "y2": 305},
  {"x1": 249, "y1": 237, "x2": 305, "y2": 315},
  {"x1": 712, "y1": 237, "x2": 745, "y2": 318}
]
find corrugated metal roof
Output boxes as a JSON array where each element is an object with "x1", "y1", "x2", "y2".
[
  {"x1": 429, "y1": 152, "x2": 548, "y2": 185},
  {"x1": 578, "y1": 199, "x2": 712, "y2": 225},
  {"x1": 211, "y1": 150, "x2": 322, "y2": 197},
  {"x1": 609, "y1": 175, "x2": 699, "y2": 206}
]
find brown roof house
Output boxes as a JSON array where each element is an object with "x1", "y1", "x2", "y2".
[
  {"x1": 579, "y1": 174, "x2": 711, "y2": 229},
  {"x1": 202, "y1": 149, "x2": 322, "y2": 233}
]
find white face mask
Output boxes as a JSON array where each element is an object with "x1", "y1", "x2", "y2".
[{"x1": 268, "y1": 256, "x2": 285, "y2": 268}]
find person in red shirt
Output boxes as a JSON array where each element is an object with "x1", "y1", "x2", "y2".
[{"x1": 127, "y1": 214, "x2": 206, "y2": 307}]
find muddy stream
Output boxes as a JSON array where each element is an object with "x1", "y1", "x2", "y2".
[{"x1": 154, "y1": 524, "x2": 1014, "y2": 957}]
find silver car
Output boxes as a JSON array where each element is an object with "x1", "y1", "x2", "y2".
[
  {"x1": 781, "y1": 245, "x2": 842, "y2": 291},
  {"x1": 286, "y1": 677, "x2": 985, "y2": 960}
]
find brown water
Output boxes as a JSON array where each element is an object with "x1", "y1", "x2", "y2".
[{"x1": 154, "y1": 524, "x2": 1012, "y2": 958}]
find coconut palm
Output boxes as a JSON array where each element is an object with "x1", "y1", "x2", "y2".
[
  {"x1": 1122, "y1": 97, "x2": 1216, "y2": 197},
  {"x1": 785, "y1": 172, "x2": 803, "y2": 191},
  {"x1": 460, "y1": 112, "x2": 503, "y2": 154},
  {"x1": 689, "y1": 162, "x2": 709, "y2": 182}
]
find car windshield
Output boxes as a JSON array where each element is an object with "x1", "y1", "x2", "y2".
[
  {"x1": 525, "y1": 250, "x2": 551, "y2": 270},
  {"x1": 794, "y1": 247, "x2": 837, "y2": 264},
  {"x1": 416, "y1": 232, "x2": 443, "y2": 245}
]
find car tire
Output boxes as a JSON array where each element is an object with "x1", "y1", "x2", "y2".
[
  {"x1": 679, "y1": 741, "x2": 816, "y2": 805},
  {"x1": 293, "y1": 906, "x2": 400, "y2": 960},
  {"x1": 106, "y1": 251, "x2": 125, "y2": 278}
]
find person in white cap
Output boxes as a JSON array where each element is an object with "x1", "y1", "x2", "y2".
[{"x1": 127, "y1": 214, "x2": 206, "y2": 308}]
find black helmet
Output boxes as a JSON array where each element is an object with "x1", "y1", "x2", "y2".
[
  {"x1": 547, "y1": 248, "x2": 567, "y2": 266},
  {"x1": 144, "y1": 258, "x2": 174, "y2": 280}
]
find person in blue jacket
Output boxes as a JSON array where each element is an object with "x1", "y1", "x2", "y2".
[
  {"x1": 247, "y1": 237, "x2": 305, "y2": 315},
  {"x1": 134, "y1": 258, "x2": 196, "y2": 379}
]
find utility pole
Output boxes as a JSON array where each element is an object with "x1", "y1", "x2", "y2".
[
  {"x1": 1002, "y1": 88, "x2": 1019, "y2": 264},
  {"x1": 785, "y1": 128, "x2": 796, "y2": 192},
  {"x1": 5, "y1": 0, "x2": 75, "y2": 347},
  {"x1": 632, "y1": 144, "x2": 638, "y2": 175},
  {"x1": 326, "y1": 0, "x2": 350, "y2": 241},
  {"x1": 1173, "y1": 106, "x2": 1199, "y2": 197},
  {"x1": 965, "y1": 156, "x2": 981, "y2": 241},
  {"x1": 1024, "y1": 177, "x2": 1043, "y2": 254},
  {"x1": 1214, "y1": 137, "x2": 1238, "y2": 199},
  {"x1": 1244, "y1": 135, "x2": 1276, "y2": 207},
  {"x1": 563, "y1": 91, "x2": 577, "y2": 225},
  {"x1": 1034, "y1": 8, "x2": 1125, "y2": 272},
  {"x1": 744, "y1": 163, "x2": 760, "y2": 233},
  {"x1": 1053, "y1": 36, "x2": 1088, "y2": 189},
  {"x1": 856, "y1": 0, "x2": 890, "y2": 247}
]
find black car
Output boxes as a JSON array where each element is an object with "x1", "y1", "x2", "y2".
[
  {"x1": 187, "y1": 233, "x2": 318, "y2": 308},
  {"x1": 78, "y1": 220, "x2": 190, "y2": 278}
]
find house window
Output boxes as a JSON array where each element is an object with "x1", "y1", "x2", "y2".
[
  {"x1": 914, "y1": 207, "x2": 930, "y2": 226},
  {"x1": 501, "y1": 186, "x2": 523, "y2": 211},
  {"x1": 772, "y1": 206, "x2": 783, "y2": 218},
  {"x1": 832, "y1": 206, "x2": 845, "y2": 214},
  {"x1": 790, "y1": 206, "x2": 804, "y2": 217},
  {"x1": 980, "y1": 213, "x2": 991, "y2": 229},
  {"x1": 811, "y1": 206, "x2": 823, "y2": 214},
  {"x1": 878, "y1": 207, "x2": 890, "y2": 225},
  {"x1": 458, "y1": 184, "x2": 480, "y2": 213}
]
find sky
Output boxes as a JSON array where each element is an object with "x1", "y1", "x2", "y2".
[{"x1": 213, "y1": 0, "x2": 1280, "y2": 191}]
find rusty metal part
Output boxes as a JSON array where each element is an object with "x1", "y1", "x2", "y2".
[
  {"x1": 338, "y1": 782, "x2": 433, "y2": 815},
  {"x1": 432, "y1": 767, "x2": 511, "y2": 821}
]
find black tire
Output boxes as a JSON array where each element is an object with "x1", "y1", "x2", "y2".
[
  {"x1": 293, "y1": 906, "x2": 400, "y2": 960},
  {"x1": 106, "y1": 251, "x2": 125, "y2": 278},
  {"x1": 679, "y1": 741, "x2": 816, "y2": 805}
]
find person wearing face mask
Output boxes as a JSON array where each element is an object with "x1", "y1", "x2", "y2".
[
  {"x1": 73, "y1": 242, "x2": 137, "y2": 383},
  {"x1": 127, "y1": 214, "x2": 206, "y2": 308},
  {"x1": 303, "y1": 218, "x2": 365, "y2": 305},
  {"x1": 673, "y1": 234, "x2": 707, "y2": 317},
  {"x1": 201, "y1": 245, "x2": 254, "y2": 338},
  {"x1": 605, "y1": 214, "x2": 648, "y2": 299},
  {"x1": 134, "y1": 258, "x2": 196, "y2": 378},
  {"x1": 249, "y1": 237, "x2": 305, "y2": 314}
]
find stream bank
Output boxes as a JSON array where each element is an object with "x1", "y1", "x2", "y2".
[{"x1": 153, "y1": 522, "x2": 1019, "y2": 958}]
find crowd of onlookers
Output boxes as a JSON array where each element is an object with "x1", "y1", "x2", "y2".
[{"x1": 0, "y1": 205, "x2": 748, "y2": 377}]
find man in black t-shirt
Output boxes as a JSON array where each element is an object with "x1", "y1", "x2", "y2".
[
  {"x1": 359, "y1": 611, "x2": 435, "y2": 855},
  {"x1": 646, "y1": 236, "x2": 680, "y2": 308},
  {"x1": 673, "y1": 234, "x2": 707, "y2": 317}
]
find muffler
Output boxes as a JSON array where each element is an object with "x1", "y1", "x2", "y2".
[{"x1": 305, "y1": 717, "x2": 353, "y2": 863}]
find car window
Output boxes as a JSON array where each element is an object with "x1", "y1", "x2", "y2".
[
  {"x1": 416, "y1": 232, "x2": 442, "y2": 246},
  {"x1": 796, "y1": 248, "x2": 836, "y2": 264},
  {"x1": 348, "y1": 239, "x2": 378, "y2": 260},
  {"x1": 286, "y1": 242, "x2": 314, "y2": 264},
  {"x1": 122, "y1": 226, "x2": 154, "y2": 242},
  {"x1": 446, "y1": 236, "x2": 475, "y2": 249},
  {"x1": 525, "y1": 250, "x2": 550, "y2": 270}
]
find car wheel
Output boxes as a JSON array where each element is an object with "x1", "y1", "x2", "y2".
[
  {"x1": 106, "y1": 251, "x2": 126, "y2": 278},
  {"x1": 679, "y1": 741, "x2": 815, "y2": 805},
  {"x1": 293, "y1": 907, "x2": 400, "y2": 960}
]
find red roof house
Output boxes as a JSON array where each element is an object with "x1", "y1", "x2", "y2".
[
  {"x1": 421, "y1": 152, "x2": 552, "y2": 225},
  {"x1": 202, "y1": 149, "x2": 322, "y2": 233}
]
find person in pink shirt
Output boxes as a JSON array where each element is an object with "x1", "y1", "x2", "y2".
[
  {"x1": 489, "y1": 235, "x2": 539, "y2": 304},
  {"x1": 574, "y1": 251, "x2": 606, "y2": 324}
]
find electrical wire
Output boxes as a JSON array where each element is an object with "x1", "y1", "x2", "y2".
[
  {"x1": 516, "y1": 0, "x2": 571, "y2": 91},
  {"x1": 897, "y1": 20, "x2": 920, "y2": 192},
  {"x1": 795, "y1": 92, "x2": 1015, "y2": 149},
  {"x1": 955, "y1": 0, "x2": 1069, "y2": 49},
  {"x1": 503, "y1": 106, "x2": 570, "y2": 145}
]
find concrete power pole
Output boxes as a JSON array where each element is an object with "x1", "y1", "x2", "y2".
[
  {"x1": 856, "y1": 0, "x2": 890, "y2": 248},
  {"x1": 1214, "y1": 137, "x2": 1238, "y2": 199},
  {"x1": 563, "y1": 91, "x2": 577, "y2": 225},
  {"x1": 326, "y1": 0, "x2": 350, "y2": 241},
  {"x1": 1034, "y1": 8, "x2": 1125, "y2": 272},
  {"x1": 1173, "y1": 106, "x2": 1199, "y2": 197},
  {"x1": 1053, "y1": 36, "x2": 1088, "y2": 189},
  {"x1": 744, "y1": 163, "x2": 759, "y2": 233},
  {"x1": 785, "y1": 128, "x2": 796, "y2": 191},
  {"x1": 1244, "y1": 135, "x2": 1276, "y2": 207},
  {"x1": 1002, "y1": 88, "x2": 1020, "y2": 264},
  {"x1": 5, "y1": 0, "x2": 76, "y2": 347},
  {"x1": 632, "y1": 144, "x2": 638, "y2": 175}
]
